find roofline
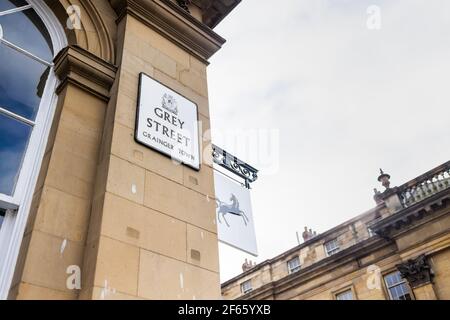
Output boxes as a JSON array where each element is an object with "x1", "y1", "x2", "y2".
[{"x1": 221, "y1": 203, "x2": 385, "y2": 288}]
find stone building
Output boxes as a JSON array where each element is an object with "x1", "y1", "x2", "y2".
[
  {"x1": 222, "y1": 161, "x2": 450, "y2": 300},
  {"x1": 0, "y1": 0, "x2": 240, "y2": 299}
]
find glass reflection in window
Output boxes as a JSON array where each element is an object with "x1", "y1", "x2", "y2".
[
  {"x1": 0, "y1": 43, "x2": 49, "y2": 120},
  {"x1": 0, "y1": 113, "x2": 32, "y2": 196},
  {"x1": 384, "y1": 272, "x2": 412, "y2": 300},
  {"x1": 336, "y1": 290, "x2": 353, "y2": 300},
  {"x1": 0, "y1": 0, "x2": 29, "y2": 12},
  {"x1": 0, "y1": 1, "x2": 54, "y2": 199},
  {"x1": 0, "y1": 8, "x2": 53, "y2": 61}
]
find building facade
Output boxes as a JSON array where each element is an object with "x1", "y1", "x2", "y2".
[
  {"x1": 0, "y1": 0, "x2": 240, "y2": 300},
  {"x1": 222, "y1": 161, "x2": 450, "y2": 300}
]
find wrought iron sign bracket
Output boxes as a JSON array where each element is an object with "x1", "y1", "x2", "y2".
[{"x1": 212, "y1": 144, "x2": 259, "y2": 189}]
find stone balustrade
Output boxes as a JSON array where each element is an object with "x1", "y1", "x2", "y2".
[{"x1": 399, "y1": 161, "x2": 450, "y2": 208}]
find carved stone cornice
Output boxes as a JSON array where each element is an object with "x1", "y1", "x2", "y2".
[
  {"x1": 371, "y1": 189, "x2": 450, "y2": 240},
  {"x1": 109, "y1": 0, "x2": 226, "y2": 63},
  {"x1": 396, "y1": 255, "x2": 434, "y2": 289},
  {"x1": 223, "y1": 236, "x2": 394, "y2": 300},
  {"x1": 54, "y1": 45, "x2": 117, "y2": 101},
  {"x1": 193, "y1": 0, "x2": 242, "y2": 29}
]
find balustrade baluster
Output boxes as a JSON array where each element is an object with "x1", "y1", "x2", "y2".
[{"x1": 396, "y1": 163, "x2": 450, "y2": 208}]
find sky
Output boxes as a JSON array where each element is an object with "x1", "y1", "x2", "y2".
[{"x1": 207, "y1": 0, "x2": 450, "y2": 282}]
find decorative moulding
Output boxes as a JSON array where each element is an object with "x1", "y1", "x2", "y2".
[
  {"x1": 54, "y1": 45, "x2": 118, "y2": 101},
  {"x1": 192, "y1": 0, "x2": 242, "y2": 29},
  {"x1": 109, "y1": 0, "x2": 226, "y2": 63},
  {"x1": 396, "y1": 254, "x2": 434, "y2": 289}
]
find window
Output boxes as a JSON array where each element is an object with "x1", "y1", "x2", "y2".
[
  {"x1": 325, "y1": 239, "x2": 340, "y2": 256},
  {"x1": 241, "y1": 280, "x2": 253, "y2": 294},
  {"x1": 384, "y1": 271, "x2": 412, "y2": 300},
  {"x1": 336, "y1": 289, "x2": 353, "y2": 300},
  {"x1": 0, "y1": 1, "x2": 53, "y2": 198},
  {"x1": 287, "y1": 256, "x2": 301, "y2": 274},
  {"x1": 0, "y1": 0, "x2": 66, "y2": 299}
]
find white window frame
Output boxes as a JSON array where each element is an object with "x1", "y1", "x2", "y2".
[
  {"x1": 241, "y1": 280, "x2": 253, "y2": 295},
  {"x1": 335, "y1": 289, "x2": 354, "y2": 300},
  {"x1": 383, "y1": 271, "x2": 413, "y2": 301},
  {"x1": 324, "y1": 238, "x2": 340, "y2": 256},
  {"x1": 0, "y1": 0, "x2": 67, "y2": 299},
  {"x1": 287, "y1": 256, "x2": 301, "y2": 274}
]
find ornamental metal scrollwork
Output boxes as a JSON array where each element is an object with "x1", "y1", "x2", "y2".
[
  {"x1": 396, "y1": 254, "x2": 434, "y2": 289},
  {"x1": 212, "y1": 144, "x2": 258, "y2": 189}
]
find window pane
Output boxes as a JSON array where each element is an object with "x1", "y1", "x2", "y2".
[
  {"x1": 392, "y1": 285, "x2": 401, "y2": 300},
  {"x1": 0, "y1": 208, "x2": 5, "y2": 229},
  {"x1": 385, "y1": 272, "x2": 402, "y2": 288},
  {"x1": 325, "y1": 239, "x2": 340, "y2": 255},
  {"x1": 399, "y1": 292, "x2": 412, "y2": 300},
  {"x1": 336, "y1": 290, "x2": 353, "y2": 300},
  {"x1": 288, "y1": 257, "x2": 300, "y2": 273},
  {"x1": 0, "y1": 8, "x2": 53, "y2": 61},
  {"x1": 0, "y1": 0, "x2": 28, "y2": 12},
  {"x1": 241, "y1": 280, "x2": 252, "y2": 294},
  {"x1": 392, "y1": 272, "x2": 402, "y2": 284},
  {"x1": 385, "y1": 275, "x2": 395, "y2": 287},
  {"x1": 0, "y1": 42, "x2": 50, "y2": 120},
  {"x1": 0, "y1": 112, "x2": 32, "y2": 196},
  {"x1": 396, "y1": 283, "x2": 412, "y2": 300}
]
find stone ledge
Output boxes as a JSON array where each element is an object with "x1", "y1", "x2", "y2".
[
  {"x1": 54, "y1": 45, "x2": 118, "y2": 101},
  {"x1": 238, "y1": 237, "x2": 393, "y2": 300},
  {"x1": 372, "y1": 189, "x2": 450, "y2": 240}
]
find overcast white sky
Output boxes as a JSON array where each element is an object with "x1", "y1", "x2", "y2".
[{"x1": 207, "y1": 0, "x2": 450, "y2": 282}]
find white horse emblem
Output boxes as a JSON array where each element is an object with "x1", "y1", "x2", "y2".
[{"x1": 216, "y1": 194, "x2": 249, "y2": 227}]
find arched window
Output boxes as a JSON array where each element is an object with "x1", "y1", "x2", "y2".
[{"x1": 0, "y1": 0, "x2": 67, "y2": 298}]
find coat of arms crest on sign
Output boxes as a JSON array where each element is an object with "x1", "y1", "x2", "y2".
[{"x1": 162, "y1": 93, "x2": 178, "y2": 115}]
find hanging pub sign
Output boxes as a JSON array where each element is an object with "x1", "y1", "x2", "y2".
[
  {"x1": 214, "y1": 171, "x2": 258, "y2": 256},
  {"x1": 135, "y1": 73, "x2": 201, "y2": 170}
]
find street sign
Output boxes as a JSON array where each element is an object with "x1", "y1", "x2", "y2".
[{"x1": 135, "y1": 73, "x2": 200, "y2": 170}]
